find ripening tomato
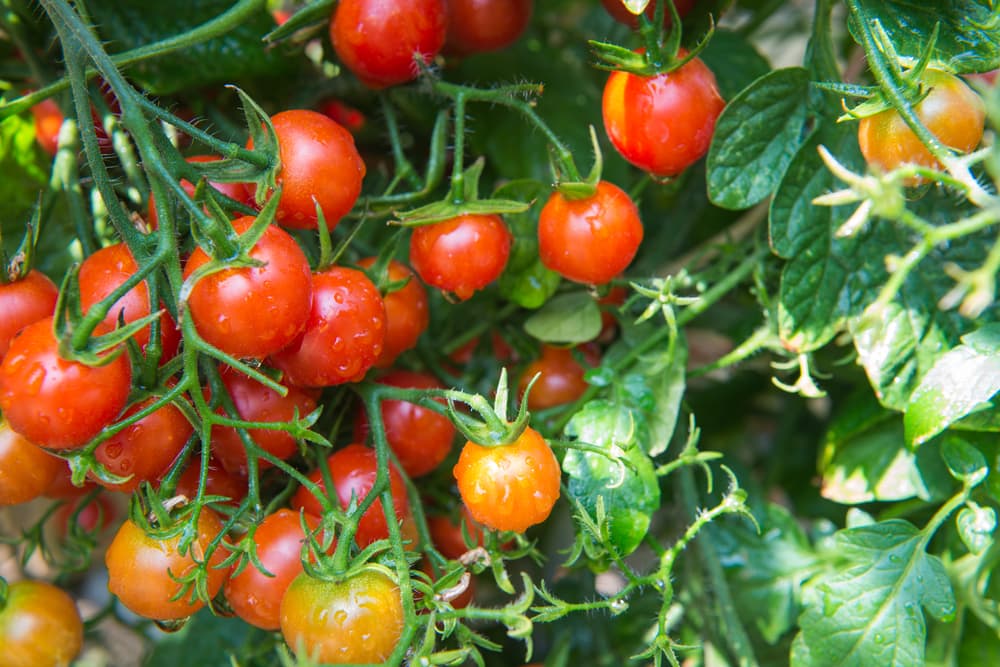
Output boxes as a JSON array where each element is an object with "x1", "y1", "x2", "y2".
[
  {"x1": 409, "y1": 214, "x2": 512, "y2": 300},
  {"x1": 601, "y1": 0, "x2": 696, "y2": 28},
  {"x1": 0, "y1": 579, "x2": 83, "y2": 667},
  {"x1": 427, "y1": 509, "x2": 484, "y2": 560},
  {"x1": 0, "y1": 317, "x2": 131, "y2": 449},
  {"x1": 105, "y1": 510, "x2": 230, "y2": 620},
  {"x1": 280, "y1": 569, "x2": 404, "y2": 663},
  {"x1": 538, "y1": 181, "x2": 643, "y2": 285},
  {"x1": 211, "y1": 366, "x2": 319, "y2": 478},
  {"x1": 518, "y1": 344, "x2": 598, "y2": 410},
  {"x1": 245, "y1": 110, "x2": 365, "y2": 229},
  {"x1": 78, "y1": 242, "x2": 181, "y2": 359},
  {"x1": 330, "y1": 0, "x2": 447, "y2": 88},
  {"x1": 31, "y1": 97, "x2": 64, "y2": 156},
  {"x1": 0, "y1": 269, "x2": 59, "y2": 363},
  {"x1": 184, "y1": 216, "x2": 312, "y2": 359},
  {"x1": 354, "y1": 370, "x2": 455, "y2": 477},
  {"x1": 271, "y1": 266, "x2": 386, "y2": 387},
  {"x1": 0, "y1": 420, "x2": 64, "y2": 506},
  {"x1": 445, "y1": 0, "x2": 533, "y2": 56},
  {"x1": 225, "y1": 509, "x2": 324, "y2": 631},
  {"x1": 453, "y1": 426, "x2": 560, "y2": 533},
  {"x1": 602, "y1": 51, "x2": 724, "y2": 177},
  {"x1": 172, "y1": 456, "x2": 248, "y2": 507},
  {"x1": 291, "y1": 444, "x2": 409, "y2": 547},
  {"x1": 92, "y1": 397, "x2": 193, "y2": 492},
  {"x1": 148, "y1": 155, "x2": 251, "y2": 229},
  {"x1": 357, "y1": 258, "x2": 429, "y2": 367},
  {"x1": 858, "y1": 69, "x2": 986, "y2": 184}
]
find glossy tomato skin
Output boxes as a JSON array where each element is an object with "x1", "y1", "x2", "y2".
[
  {"x1": 92, "y1": 397, "x2": 193, "y2": 492},
  {"x1": 0, "y1": 419, "x2": 64, "y2": 505},
  {"x1": 601, "y1": 0, "x2": 695, "y2": 28},
  {"x1": 445, "y1": 0, "x2": 533, "y2": 56},
  {"x1": 357, "y1": 257, "x2": 429, "y2": 367},
  {"x1": 409, "y1": 214, "x2": 512, "y2": 300},
  {"x1": 211, "y1": 367, "x2": 319, "y2": 478},
  {"x1": 0, "y1": 579, "x2": 83, "y2": 667},
  {"x1": 354, "y1": 370, "x2": 455, "y2": 477},
  {"x1": 291, "y1": 444, "x2": 409, "y2": 547},
  {"x1": 78, "y1": 242, "x2": 181, "y2": 359},
  {"x1": 858, "y1": 69, "x2": 986, "y2": 183},
  {"x1": 226, "y1": 509, "x2": 323, "y2": 630},
  {"x1": 105, "y1": 510, "x2": 229, "y2": 620},
  {"x1": 271, "y1": 267, "x2": 386, "y2": 387},
  {"x1": 331, "y1": 0, "x2": 447, "y2": 88},
  {"x1": 280, "y1": 569, "x2": 404, "y2": 663},
  {"x1": 454, "y1": 426, "x2": 560, "y2": 533},
  {"x1": 538, "y1": 181, "x2": 643, "y2": 285},
  {"x1": 245, "y1": 110, "x2": 365, "y2": 229},
  {"x1": 31, "y1": 98, "x2": 64, "y2": 156},
  {"x1": 602, "y1": 52, "x2": 724, "y2": 177},
  {"x1": 184, "y1": 216, "x2": 312, "y2": 359},
  {"x1": 519, "y1": 344, "x2": 598, "y2": 410},
  {"x1": 148, "y1": 155, "x2": 251, "y2": 229},
  {"x1": 0, "y1": 269, "x2": 59, "y2": 363},
  {"x1": 0, "y1": 317, "x2": 131, "y2": 449}
]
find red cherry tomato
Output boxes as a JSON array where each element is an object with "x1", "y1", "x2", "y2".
[
  {"x1": 330, "y1": 0, "x2": 447, "y2": 88},
  {"x1": 92, "y1": 397, "x2": 193, "y2": 492},
  {"x1": 105, "y1": 510, "x2": 230, "y2": 620},
  {"x1": 225, "y1": 509, "x2": 324, "y2": 631},
  {"x1": 183, "y1": 216, "x2": 313, "y2": 359},
  {"x1": 245, "y1": 110, "x2": 365, "y2": 230},
  {"x1": 445, "y1": 0, "x2": 533, "y2": 56},
  {"x1": 280, "y1": 568, "x2": 404, "y2": 663},
  {"x1": 291, "y1": 444, "x2": 409, "y2": 547},
  {"x1": 78, "y1": 242, "x2": 181, "y2": 359},
  {"x1": 357, "y1": 257, "x2": 429, "y2": 367},
  {"x1": 453, "y1": 426, "x2": 560, "y2": 533},
  {"x1": 271, "y1": 266, "x2": 386, "y2": 387},
  {"x1": 602, "y1": 51, "x2": 725, "y2": 177},
  {"x1": 427, "y1": 510, "x2": 484, "y2": 560},
  {"x1": 0, "y1": 269, "x2": 59, "y2": 363},
  {"x1": 211, "y1": 366, "x2": 319, "y2": 478},
  {"x1": 601, "y1": 0, "x2": 695, "y2": 28},
  {"x1": 354, "y1": 370, "x2": 455, "y2": 477},
  {"x1": 409, "y1": 214, "x2": 512, "y2": 300},
  {"x1": 319, "y1": 99, "x2": 367, "y2": 134},
  {"x1": 858, "y1": 69, "x2": 986, "y2": 184},
  {"x1": 0, "y1": 317, "x2": 131, "y2": 449},
  {"x1": 31, "y1": 97, "x2": 64, "y2": 156},
  {"x1": 538, "y1": 181, "x2": 643, "y2": 285},
  {"x1": 148, "y1": 155, "x2": 251, "y2": 229},
  {"x1": 0, "y1": 580, "x2": 83, "y2": 666},
  {"x1": 0, "y1": 419, "x2": 64, "y2": 505},
  {"x1": 519, "y1": 344, "x2": 598, "y2": 410},
  {"x1": 172, "y1": 455, "x2": 248, "y2": 507}
]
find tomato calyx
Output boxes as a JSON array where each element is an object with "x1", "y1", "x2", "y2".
[
  {"x1": 445, "y1": 369, "x2": 535, "y2": 447},
  {"x1": 551, "y1": 126, "x2": 604, "y2": 201}
]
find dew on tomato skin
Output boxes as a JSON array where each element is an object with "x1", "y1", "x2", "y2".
[
  {"x1": 23, "y1": 366, "x2": 46, "y2": 395},
  {"x1": 103, "y1": 442, "x2": 124, "y2": 459}
]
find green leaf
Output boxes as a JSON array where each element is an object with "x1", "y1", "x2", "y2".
[
  {"x1": 614, "y1": 337, "x2": 687, "y2": 457},
  {"x1": 707, "y1": 68, "x2": 810, "y2": 210},
  {"x1": 956, "y1": 502, "x2": 996, "y2": 555},
  {"x1": 905, "y1": 325, "x2": 1000, "y2": 447},
  {"x1": 143, "y1": 608, "x2": 260, "y2": 667},
  {"x1": 958, "y1": 614, "x2": 1000, "y2": 665},
  {"x1": 563, "y1": 401, "x2": 660, "y2": 557},
  {"x1": 715, "y1": 504, "x2": 822, "y2": 644},
  {"x1": 941, "y1": 435, "x2": 988, "y2": 486},
  {"x1": 849, "y1": 0, "x2": 1000, "y2": 74},
  {"x1": 523, "y1": 292, "x2": 601, "y2": 344},
  {"x1": 792, "y1": 520, "x2": 956, "y2": 667},
  {"x1": 699, "y1": 29, "x2": 773, "y2": 102},
  {"x1": 395, "y1": 198, "x2": 531, "y2": 226}
]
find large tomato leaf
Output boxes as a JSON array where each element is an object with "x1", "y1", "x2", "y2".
[{"x1": 143, "y1": 609, "x2": 262, "y2": 667}]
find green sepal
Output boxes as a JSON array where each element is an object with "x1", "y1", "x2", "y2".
[{"x1": 262, "y1": 0, "x2": 335, "y2": 44}]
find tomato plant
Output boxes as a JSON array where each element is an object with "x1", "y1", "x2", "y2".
[
  {"x1": 0, "y1": 579, "x2": 83, "y2": 667},
  {"x1": 147, "y1": 154, "x2": 251, "y2": 229}
]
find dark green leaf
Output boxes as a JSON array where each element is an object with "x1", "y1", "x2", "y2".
[
  {"x1": 143, "y1": 608, "x2": 260, "y2": 667},
  {"x1": 821, "y1": 419, "x2": 928, "y2": 504},
  {"x1": 615, "y1": 337, "x2": 687, "y2": 457},
  {"x1": 523, "y1": 292, "x2": 601, "y2": 344},
  {"x1": 707, "y1": 68, "x2": 810, "y2": 210}
]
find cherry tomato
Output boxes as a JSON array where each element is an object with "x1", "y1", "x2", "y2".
[
  {"x1": 172, "y1": 455, "x2": 248, "y2": 507},
  {"x1": 354, "y1": 370, "x2": 455, "y2": 477},
  {"x1": 280, "y1": 568, "x2": 403, "y2": 663},
  {"x1": 0, "y1": 579, "x2": 83, "y2": 667},
  {"x1": 0, "y1": 317, "x2": 131, "y2": 449},
  {"x1": 57, "y1": 493, "x2": 117, "y2": 536},
  {"x1": 78, "y1": 242, "x2": 180, "y2": 359},
  {"x1": 0, "y1": 269, "x2": 59, "y2": 363},
  {"x1": 105, "y1": 510, "x2": 229, "y2": 620},
  {"x1": 31, "y1": 98, "x2": 64, "y2": 156},
  {"x1": 225, "y1": 509, "x2": 324, "y2": 631},
  {"x1": 601, "y1": 0, "x2": 695, "y2": 28},
  {"x1": 519, "y1": 344, "x2": 598, "y2": 410},
  {"x1": 330, "y1": 0, "x2": 447, "y2": 88},
  {"x1": 602, "y1": 51, "x2": 725, "y2": 177},
  {"x1": 409, "y1": 214, "x2": 512, "y2": 300},
  {"x1": 427, "y1": 510, "x2": 484, "y2": 560},
  {"x1": 184, "y1": 216, "x2": 313, "y2": 359},
  {"x1": 92, "y1": 397, "x2": 193, "y2": 492},
  {"x1": 291, "y1": 444, "x2": 409, "y2": 547},
  {"x1": 271, "y1": 266, "x2": 386, "y2": 387},
  {"x1": 858, "y1": 69, "x2": 986, "y2": 184},
  {"x1": 148, "y1": 155, "x2": 251, "y2": 229},
  {"x1": 357, "y1": 257, "x2": 429, "y2": 367},
  {"x1": 245, "y1": 110, "x2": 365, "y2": 229},
  {"x1": 445, "y1": 0, "x2": 533, "y2": 56},
  {"x1": 0, "y1": 419, "x2": 64, "y2": 505},
  {"x1": 211, "y1": 366, "x2": 319, "y2": 478},
  {"x1": 453, "y1": 426, "x2": 560, "y2": 533},
  {"x1": 538, "y1": 180, "x2": 643, "y2": 285},
  {"x1": 319, "y1": 99, "x2": 367, "y2": 134}
]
